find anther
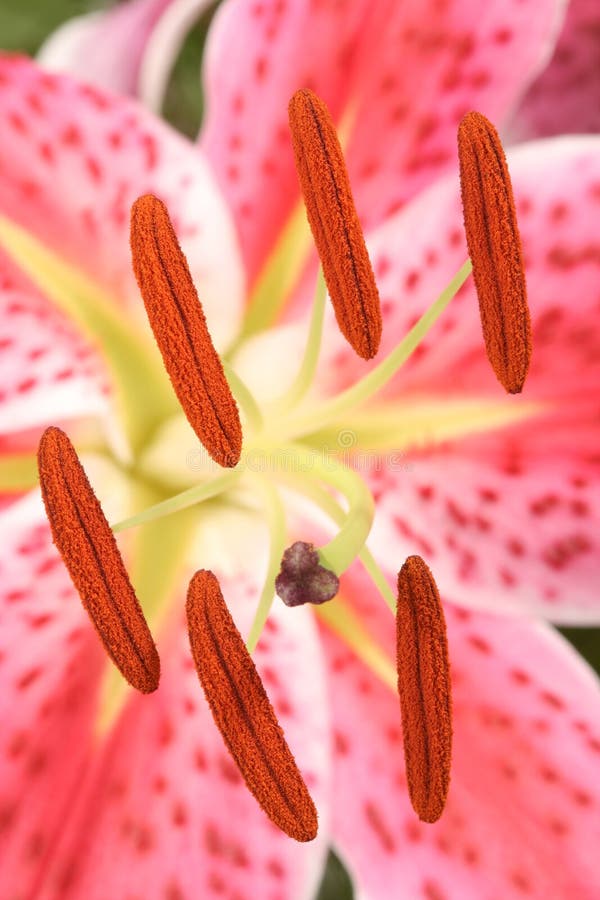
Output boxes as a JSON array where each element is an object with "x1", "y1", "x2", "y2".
[
  {"x1": 275, "y1": 541, "x2": 339, "y2": 607},
  {"x1": 289, "y1": 89, "x2": 382, "y2": 360},
  {"x1": 396, "y1": 555, "x2": 452, "y2": 823},
  {"x1": 130, "y1": 194, "x2": 242, "y2": 467},
  {"x1": 458, "y1": 111, "x2": 532, "y2": 394},
  {"x1": 37, "y1": 426, "x2": 160, "y2": 693},
  {"x1": 186, "y1": 569, "x2": 318, "y2": 842}
]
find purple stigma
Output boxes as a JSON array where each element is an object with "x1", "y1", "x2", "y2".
[{"x1": 275, "y1": 541, "x2": 339, "y2": 607}]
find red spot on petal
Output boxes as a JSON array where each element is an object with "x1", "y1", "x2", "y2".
[
  {"x1": 334, "y1": 731, "x2": 350, "y2": 755},
  {"x1": 172, "y1": 801, "x2": 188, "y2": 827},
  {"x1": 267, "y1": 858, "x2": 285, "y2": 880},
  {"x1": 17, "y1": 667, "x2": 42, "y2": 691},
  {"x1": 423, "y1": 879, "x2": 447, "y2": 900},
  {"x1": 493, "y1": 27, "x2": 512, "y2": 44},
  {"x1": 85, "y1": 156, "x2": 103, "y2": 182},
  {"x1": 510, "y1": 871, "x2": 532, "y2": 893},
  {"x1": 364, "y1": 801, "x2": 395, "y2": 853},
  {"x1": 468, "y1": 634, "x2": 491, "y2": 654},
  {"x1": 255, "y1": 56, "x2": 268, "y2": 80},
  {"x1": 16, "y1": 378, "x2": 37, "y2": 394}
]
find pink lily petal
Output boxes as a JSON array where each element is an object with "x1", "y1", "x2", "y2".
[
  {"x1": 0, "y1": 494, "x2": 106, "y2": 891},
  {"x1": 316, "y1": 136, "x2": 600, "y2": 622},
  {"x1": 37, "y1": 0, "x2": 174, "y2": 98},
  {"x1": 0, "y1": 55, "x2": 244, "y2": 347},
  {"x1": 18, "y1": 572, "x2": 329, "y2": 899},
  {"x1": 509, "y1": 0, "x2": 600, "y2": 139},
  {"x1": 201, "y1": 0, "x2": 563, "y2": 283},
  {"x1": 0, "y1": 281, "x2": 106, "y2": 436},
  {"x1": 320, "y1": 568, "x2": 600, "y2": 899}
]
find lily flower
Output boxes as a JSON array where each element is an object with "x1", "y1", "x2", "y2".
[{"x1": 0, "y1": 3, "x2": 600, "y2": 897}]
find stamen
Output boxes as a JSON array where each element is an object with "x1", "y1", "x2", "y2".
[
  {"x1": 130, "y1": 194, "x2": 242, "y2": 467},
  {"x1": 37, "y1": 426, "x2": 160, "y2": 694},
  {"x1": 458, "y1": 111, "x2": 532, "y2": 394},
  {"x1": 396, "y1": 555, "x2": 452, "y2": 823},
  {"x1": 186, "y1": 569, "x2": 318, "y2": 842},
  {"x1": 288, "y1": 89, "x2": 382, "y2": 360},
  {"x1": 275, "y1": 541, "x2": 339, "y2": 607}
]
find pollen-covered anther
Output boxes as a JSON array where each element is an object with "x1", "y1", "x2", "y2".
[
  {"x1": 288, "y1": 89, "x2": 382, "y2": 360},
  {"x1": 37, "y1": 426, "x2": 160, "y2": 694},
  {"x1": 130, "y1": 193, "x2": 242, "y2": 467},
  {"x1": 458, "y1": 111, "x2": 532, "y2": 394},
  {"x1": 186, "y1": 570, "x2": 318, "y2": 842},
  {"x1": 396, "y1": 555, "x2": 452, "y2": 823},
  {"x1": 275, "y1": 541, "x2": 339, "y2": 607}
]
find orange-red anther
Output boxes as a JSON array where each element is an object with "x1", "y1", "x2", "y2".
[
  {"x1": 289, "y1": 89, "x2": 382, "y2": 360},
  {"x1": 458, "y1": 111, "x2": 532, "y2": 394},
  {"x1": 396, "y1": 555, "x2": 452, "y2": 823},
  {"x1": 38, "y1": 426, "x2": 160, "y2": 693},
  {"x1": 130, "y1": 193, "x2": 242, "y2": 467},
  {"x1": 186, "y1": 569, "x2": 318, "y2": 842}
]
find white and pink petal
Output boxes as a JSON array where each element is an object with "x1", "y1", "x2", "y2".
[
  {"x1": 0, "y1": 55, "x2": 244, "y2": 348},
  {"x1": 0, "y1": 494, "x2": 106, "y2": 893},
  {"x1": 33, "y1": 571, "x2": 330, "y2": 900},
  {"x1": 0, "y1": 282, "x2": 107, "y2": 438},
  {"x1": 320, "y1": 572, "x2": 600, "y2": 899}
]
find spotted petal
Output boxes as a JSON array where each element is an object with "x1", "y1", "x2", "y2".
[
  {"x1": 9, "y1": 569, "x2": 330, "y2": 900},
  {"x1": 320, "y1": 568, "x2": 600, "y2": 899},
  {"x1": 0, "y1": 280, "x2": 106, "y2": 438},
  {"x1": 0, "y1": 55, "x2": 244, "y2": 348},
  {"x1": 0, "y1": 494, "x2": 106, "y2": 891},
  {"x1": 201, "y1": 0, "x2": 563, "y2": 283},
  {"x1": 509, "y1": 0, "x2": 600, "y2": 139},
  {"x1": 317, "y1": 136, "x2": 600, "y2": 623}
]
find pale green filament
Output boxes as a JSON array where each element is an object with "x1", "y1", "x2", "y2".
[
  {"x1": 282, "y1": 475, "x2": 396, "y2": 613},
  {"x1": 278, "y1": 444, "x2": 375, "y2": 577},
  {"x1": 245, "y1": 475, "x2": 287, "y2": 654},
  {"x1": 230, "y1": 203, "x2": 313, "y2": 351},
  {"x1": 282, "y1": 259, "x2": 472, "y2": 439},
  {"x1": 223, "y1": 362, "x2": 264, "y2": 432},
  {"x1": 112, "y1": 468, "x2": 242, "y2": 532},
  {"x1": 270, "y1": 267, "x2": 327, "y2": 413}
]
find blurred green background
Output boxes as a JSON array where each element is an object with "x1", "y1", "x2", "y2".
[{"x1": 1, "y1": 2, "x2": 599, "y2": 898}]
